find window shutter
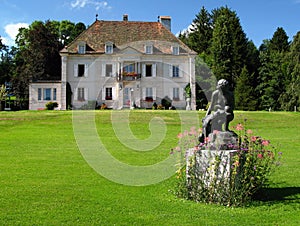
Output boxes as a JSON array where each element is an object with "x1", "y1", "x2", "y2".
[
  {"x1": 112, "y1": 87, "x2": 116, "y2": 100},
  {"x1": 152, "y1": 63, "x2": 156, "y2": 77},
  {"x1": 74, "y1": 64, "x2": 78, "y2": 77},
  {"x1": 142, "y1": 64, "x2": 146, "y2": 77},
  {"x1": 102, "y1": 63, "x2": 106, "y2": 77},
  {"x1": 169, "y1": 65, "x2": 173, "y2": 77},
  {"x1": 112, "y1": 63, "x2": 117, "y2": 77},
  {"x1": 170, "y1": 88, "x2": 173, "y2": 100},
  {"x1": 84, "y1": 64, "x2": 89, "y2": 77},
  {"x1": 153, "y1": 87, "x2": 156, "y2": 101},
  {"x1": 142, "y1": 87, "x2": 146, "y2": 100},
  {"x1": 180, "y1": 88, "x2": 184, "y2": 100},
  {"x1": 74, "y1": 88, "x2": 78, "y2": 101},
  {"x1": 84, "y1": 88, "x2": 88, "y2": 101},
  {"x1": 179, "y1": 66, "x2": 182, "y2": 78},
  {"x1": 102, "y1": 88, "x2": 105, "y2": 100}
]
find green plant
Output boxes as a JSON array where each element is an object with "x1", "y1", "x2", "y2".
[
  {"x1": 45, "y1": 101, "x2": 58, "y2": 110},
  {"x1": 174, "y1": 123, "x2": 282, "y2": 206}
]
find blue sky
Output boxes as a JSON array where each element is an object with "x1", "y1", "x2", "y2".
[{"x1": 1, "y1": 0, "x2": 299, "y2": 47}]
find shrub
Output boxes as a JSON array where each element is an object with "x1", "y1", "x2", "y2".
[
  {"x1": 45, "y1": 102, "x2": 58, "y2": 110},
  {"x1": 173, "y1": 123, "x2": 282, "y2": 207}
]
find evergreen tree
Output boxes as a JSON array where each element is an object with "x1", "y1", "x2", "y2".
[
  {"x1": 279, "y1": 32, "x2": 300, "y2": 110},
  {"x1": 189, "y1": 6, "x2": 213, "y2": 54},
  {"x1": 210, "y1": 7, "x2": 248, "y2": 88},
  {"x1": 235, "y1": 66, "x2": 257, "y2": 110},
  {"x1": 269, "y1": 27, "x2": 290, "y2": 52},
  {"x1": 257, "y1": 29, "x2": 290, "y2": 110}
]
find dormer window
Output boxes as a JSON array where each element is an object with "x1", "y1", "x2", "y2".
[
  {"x1": 145, "y1": 45, "x2": 153, "y2": 54},
  {"x1": 105, "y1": 42, "x2": 114, "y2": 54},
  {"x1": 78, "y1": 42, "x2": 86, "y2": 54},
  {"x1": 172, "y1": 46, "x2": 179, "y2": 55}
]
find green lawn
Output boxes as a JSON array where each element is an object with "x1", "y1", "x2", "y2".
[{"x1": 0, "y1": 110, "x2": 299, "y2": 225}]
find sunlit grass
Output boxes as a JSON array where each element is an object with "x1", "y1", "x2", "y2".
[{"x1": 0, "y1": 110, "x2": 299, "y2": 225}]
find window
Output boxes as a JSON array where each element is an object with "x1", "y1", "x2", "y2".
[
  {"x1": 105, "y1": 87, "x2": 112, "y2": 100},
  {"x1": 53, "y1": 88, "x2": 57, "y2": 101},
  {"x1": 38, "y1": 88, "x2": 42, "y2": 100},
  {"x1": 78, "y1": 44, "x2": 86, "y2": 54},
  {"x1": 145, "y1": 87, "x2": 153, "y2": 101},
  {"x1": 146, "y1": 64, "x2": 152, "y2": 77},
  {"x1": 77, "y1": 88, "x2": 85, "y2": 101},
  {"x1": 78, "y1": 64, "x2": 85, "y2": 77},
  {"x1": 43, "y1": 88, "x2": 51, "y2": 100},
  {"x1": 124, "y1": 64, "x2": 134, "y2": 73},
  {"x1": 105, "y1": 43, "x2": 113, "y2": 54},
  {"x1": 172, "y1": 46, "x2": 179, "y2": 55},
  {"x1": 106, "y1": 64, "x2": 113, "y2": 77},
  {"x1": 172, "y1": 65, "x2": 179, "y2": 77},
  {"x1": 173, "y1": 88, "x2": 180, "y2": 100},
  {"x1": 145, "y1": 45, "x2": 153, "y2": 54}
]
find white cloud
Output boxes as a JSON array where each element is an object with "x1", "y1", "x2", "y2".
[
  {"x1": 70, "y1": 0, "x2": 111, "y2": 10},
  {"x1": 2, "y1": 23, "x2": 29, "y2": 46}
]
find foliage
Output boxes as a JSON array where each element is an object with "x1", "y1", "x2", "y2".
[
  {"x1": 235, "y1": 66, "x2": 258, "y2": 110},
  {"x1": 174, "y1": 123, "x2": 281, "y2": 206},
  {"x1": 45, "y1": 101, "x2": 58, "y2": 110}
]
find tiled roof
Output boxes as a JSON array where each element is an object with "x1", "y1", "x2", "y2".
[{"x1": 62, "y1": 20, "x2": 196, "y2": 55}]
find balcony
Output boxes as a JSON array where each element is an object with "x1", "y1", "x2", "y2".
[{"x1": 117, "y1": 72, "x2": 141, "y2": 81}]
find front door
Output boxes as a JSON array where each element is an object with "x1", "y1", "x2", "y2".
[{"x1": 123, "y1": 87, "x2": 130, "y2": 108}]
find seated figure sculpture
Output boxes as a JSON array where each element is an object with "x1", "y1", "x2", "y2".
[{"x1": 199, "y1": 79, "x2": 235, "y2": 143}]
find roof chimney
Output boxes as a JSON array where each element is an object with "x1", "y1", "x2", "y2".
[
  {"x1": 123, "y1": 14, "x2": 128, "y2": 21},
  {"x1": 158, "y1": 16, "x2": 171, "y2": 31}
]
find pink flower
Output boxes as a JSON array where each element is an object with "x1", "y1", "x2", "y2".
[
  {"x1": 251, "y1": 136, "x2": 257, "y2": 142},
  {"x1": 246, "y1": 129, "x2": 253, "y2": 134},
  {"x1": 262, "y1": 140, "x2": 270, "y2": 146},
  {"x1": 204, "y1": 137, "x2": 210, "y2": 143},
  {"x1": 177, "y1": 133, "x2": 183, "y2": 139},
  {"x1": 257, "y1": 153, "x2": 263, "y2": 159},
  {"x1": 236, "y1": 123, "x2": 244, "y2": 131}
]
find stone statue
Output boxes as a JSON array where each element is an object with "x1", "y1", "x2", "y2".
[{"x1": 199, "y1": 79, "x2": 235, "y2": 143}]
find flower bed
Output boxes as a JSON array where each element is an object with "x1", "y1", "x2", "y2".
[{"x1": 173, "y1": 123, "x2": 282, "y2": 206}]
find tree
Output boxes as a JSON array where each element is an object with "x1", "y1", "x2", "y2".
[
  {"x1": 279, "y1": 32, "x2": 300, "y2": 110},
  {"x1": 210, "y1": 7, "x2": 248, "y2": 88},
  {"x1": 269, "y1": 27, "x2": 290, "y2": 52},
  {"x1": 13, "y1": 20, "x2": 62, "y2": 99},
  {"x1": 0, "y1": 84, "x2": 7, "y2": 110},
  {"x1": 188, "y1": 6, "x2": 213, "y2": 54},
  {"x1": 235, "y1": 66, "x2": 257, "y2": 110},
  {"x1": 257, "y1": 28, "x2": 290, "y2": 111}
]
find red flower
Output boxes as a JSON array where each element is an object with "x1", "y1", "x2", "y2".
[{"x1": 257, "y1": 153, "x2": 263, "y2": 159}]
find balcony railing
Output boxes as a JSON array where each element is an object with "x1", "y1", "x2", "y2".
[{"x1": 117, "y1": 72, "x2": 141, "y2": 81}]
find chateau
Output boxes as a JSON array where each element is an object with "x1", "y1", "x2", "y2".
[{"x1": 29, "y1": 15, "x2": 196, "y2": 110}]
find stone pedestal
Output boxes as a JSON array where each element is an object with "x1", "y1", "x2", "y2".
[{"x1": 186, "y1": 148, "x2": 239, "y2": 186}]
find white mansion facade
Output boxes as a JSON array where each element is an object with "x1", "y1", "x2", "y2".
[{"x1": 29, "y1": 16, "x2": 196, "y2": 110}]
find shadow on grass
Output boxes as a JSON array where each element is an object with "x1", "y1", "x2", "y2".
[{"x1": 253, "y1": 187, "x2": 300, "y2": 204}]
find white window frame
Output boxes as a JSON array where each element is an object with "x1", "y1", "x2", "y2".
[
  {"x1": 105, "y1": 42, "x2": 113, "y2": 54},
  {"x1": 106, "y1": 64, "x2": 113, "y2": 77},
  {"x1": 43, "y1": 88, "x2": 52, "y2": 101},
  {"x1": 74, "y1": 64, "x2": 88, "y2": 77},
  {"x1": 78, "y1": 43, "x2": 86, "y2": 54},
  {"x1": 77, "y1": 87, "x2": 85, "y2": 101},
  {"x1": 145, "y1": 45, "x2": 153, "y2": 54},
  {"x1": 173, "y1": 87, "x2": 180, "y2": 100},
  {"x1": 172, "y1": 65, "x2": 180, "y2": 78},
  {"x1": 172, "y1": 46, "x2": 179, "y2": 55}
]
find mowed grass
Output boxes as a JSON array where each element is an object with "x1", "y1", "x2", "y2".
[{"x1": 0, "y1": 110, "x2": 299, "y2": 225}]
